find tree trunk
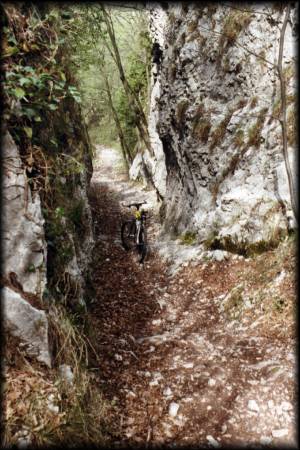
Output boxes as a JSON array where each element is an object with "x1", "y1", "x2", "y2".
[
  {"x1": 277, "y1": 4, "x2": 298, "y2": 222},
  {"x1": 99, "y1": 5, "x2": 153, "y2": 156},
  {"x1": 103, "y1": 74, "x2": 132, "y2": 174}
]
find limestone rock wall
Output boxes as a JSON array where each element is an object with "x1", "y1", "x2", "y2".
[
  {"x1": 2, "y1": 132, "x2": 47, "y2": 296},
  {"x1": 144, "y1": 3, "x2": 297, "y2": 251},
  {"x1": 2, "y1": 128, "x2": 94, "y2": 366},
  {"x1": 130, "y1": 2, "x2": 167, "y2": 199}
]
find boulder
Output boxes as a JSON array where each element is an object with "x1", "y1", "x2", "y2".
[{"x1": 3, "y1": 287, "x2": 51, "y2": 367}]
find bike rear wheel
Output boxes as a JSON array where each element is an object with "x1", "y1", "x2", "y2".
[{"x1": 121, "y1": 220, "x2": 136, "y2": 251}]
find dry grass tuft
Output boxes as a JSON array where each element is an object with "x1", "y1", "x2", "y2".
[
  {"x1": 176, "y1": 100, "x2": 189, "y2": 127},
  {"x1": 192, "y1": 118, "x2": 211, "y2": 143},
  {"x1": 287, "y1": 106, "x2": 296, "y2": 146},
  {"x1": 234, "y1": 128, "x2": 245, "y2": 148},
  {"x1": 3, "y1": 305, "x2": 110, "y2": 447},
  {"x1": 220, "y1": 10, "x2": 252, "y2": 48},
  {"x1": 209, "y1": 110, "x2": 234, "y2": 152},
  {"x1": 187, "y1": 20, "x2": 198, "y2": 33},
  {"x1": 250, "y1": 96, "x2": 258, "y2": 109},
  {"x1": 247, "y1": 107, "x2": 268, "y2": 148}
]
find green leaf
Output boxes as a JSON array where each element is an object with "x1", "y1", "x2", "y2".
[
  {"x1": 55, "y1": 207, "x2": 65, "y2": 218},
  {"x1": 19, "y1": 77, "x2": 32, "y2": 86},
  {"x1": 22, "y1": 108, "x2": 36, "y2": 119},
  {"x1": 49, "y1": 103, "x2": 58, "y2": 110},
  {"x1": 13, "y1": 87, "x2": 26, "y2": 99},
  {"x1": 24, "y1": 127, "x2": 33, "y2": 138},
  {"x1": 34, "y1": 116, "x2": 42, "y2": 122},
  {"x1": 24, "y1": 66, "x2": 35, "y2": 73},
  {"x1": 2, "y1": 46, "x2": 19, "y2": 57},
  {"x1": 8, "y1": 35, "x2": 17, "y2": 45},
  {"x1": 50, "y1": 139, "x2": 58, "y2": 146},
  {"x1": 6, "y1": 71, "x2": 17, "y2": 79}
]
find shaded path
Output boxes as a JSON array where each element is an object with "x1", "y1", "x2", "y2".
[{"x1": 88, "y1": 146, "x2": 296, "y2": 448}]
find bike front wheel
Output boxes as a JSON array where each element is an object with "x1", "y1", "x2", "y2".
[{"x1": 121, "y1": 220, "x2": 136, "y2": 251}]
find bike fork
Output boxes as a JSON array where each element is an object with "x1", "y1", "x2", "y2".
[{"x1": 136, "y1": 220, "x2": 141, "y2": 245}]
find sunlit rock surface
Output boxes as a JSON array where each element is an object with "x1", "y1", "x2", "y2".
[
  {"x1": 130, "y1": 2, "x2": 167, "y2": 198},
  {"x1": 141, "y1": 3, "x2": 297, "y2": 250},
  {"x1": 2, "y1": 131, "x2": 47, "y2": 295}
]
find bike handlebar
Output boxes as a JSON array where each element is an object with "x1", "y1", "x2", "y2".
[{"x1": 124, "y1": 201, "x2": 147, "y2": 210}]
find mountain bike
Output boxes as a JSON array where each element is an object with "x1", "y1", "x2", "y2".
[{"x1": 121, "y1": 201, "x2": 148, "y2": 264}]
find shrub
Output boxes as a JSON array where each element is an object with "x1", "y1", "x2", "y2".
[
  {"x1": 220, "y1": 11, "x2": 252, "y2": 47},
  {"x1": 180, "y1": 231, "x2": 197, "y2": 245},
  {"x1": 68, "y1": 199, "x2": 84, "y2": 230}
]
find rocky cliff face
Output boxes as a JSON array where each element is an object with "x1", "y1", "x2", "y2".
[
  {"x1": 141, "y1": 3, "x2": 297, "y2": 253},
  {"x1": 2, "y1": 4, "x2": 94, "y2": 366}
]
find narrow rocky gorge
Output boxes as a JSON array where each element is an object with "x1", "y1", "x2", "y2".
[{"x1": 2, "y1": 2, "x2": 297, "y2": 448}]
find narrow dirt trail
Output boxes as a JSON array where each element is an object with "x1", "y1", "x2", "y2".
[{"x1": 88, "y1": 146, "x2": 296, "y2": 448}]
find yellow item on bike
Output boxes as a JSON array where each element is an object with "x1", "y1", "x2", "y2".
[{"x1": 135, "y1": 210, "x2": 142, "y2": 219}]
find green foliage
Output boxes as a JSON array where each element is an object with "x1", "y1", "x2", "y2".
[
  {"x1": 68, "y1": 200, "x2": 85, "y2": 230},
  {"x1": 68, "y1": 5, "x2": 151, "y2": 151},
  {"x1": 180, "y1": 231, "x2": 197, "y2": 245},
  {"x1": 2, "y1": 5, "x2": 82, "y2": 148}
]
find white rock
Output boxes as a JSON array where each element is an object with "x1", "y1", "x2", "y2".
[
  {"x1": 17, "y1": 438, "x2": 31, "y2": 449},
  {"x1": 152, "y1": 319, "x2": 162, "y2": 325},
  {"x1": 272, "y1": 429, "x2": 288, "y2": 438},
  {"x1": 206, "y1": 435, "x2": 221, "y2": 447},
  {"x1": 208, "y1": 378, "x2": 216, "y2": 386},
  {"x1": 248, "y1": 399, "x2": 260, "y2": 412},
  {"x1": 260, "y1": 436, "x2": 272, "y2": 445},
  {"x1": 221, "y1": 424, "x2": 227, "y2": 434},
  {"x1": 281, "y1": 401, "x2": 293, "y2": 411},
  {"x1": 3, "y1": 287, "x2": 51, "y2": 367},
  {"x1": 47, "y1": 404, "x2": 59, "y2": 414},
  {"x1": 268, "y1": 399, "x2": 274, "y2": 409},
  {"x1": 59, "y1": 364, "x2": 74, "y2": 385},
  {"x1": 169, "y1": 402, "x2": 179, "y2": 417},
  {"x1": 163, "y1": 387, "x2": 172, "y2": 396},
  {"x1": 183, "y1": 362, "x2": 194, "y2": 369},
  {"x1": 114, "y1": 354, "x2": 123, "y2": 361}
]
